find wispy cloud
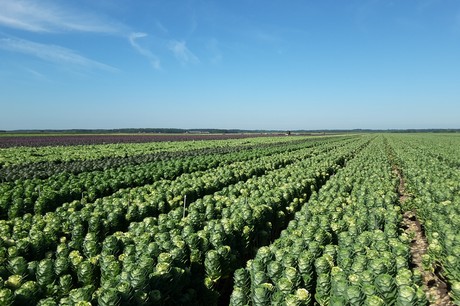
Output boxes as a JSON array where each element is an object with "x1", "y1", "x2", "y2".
[
  {"x1": 168, "y1": 40, "x2": 199, "y2": 65},
  {"x1": 0, "y1": 1, "x2": 204, "y2": 71},
  {"x1": 0, "y1": 37, "x2": 117, "y2": 72},
  {"x1": 129, "y1": 32, "x2": 161, "y2": 70},
  {"x1": 155, "y1": 20, "x2": 169, "y2": 35},
  {"x1": 252, "y1": 30, "x2": 281, "y2": 44},
  {"x1": 0, "y1": 0, "x2": 124, "y2": 33},
  {"x1": 0, "y1": 0, "x2": 163, "y2": 71},
  {"x1": 206, "y1": 38, "x2": 223, "y2": 64},
  {"x1": 24, "y1": 67, "x2": 49, "y2": 81}
]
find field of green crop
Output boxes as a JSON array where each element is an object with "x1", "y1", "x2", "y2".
[{"x1": 0, "y1": 134, "x2": 459, "y2": 305}]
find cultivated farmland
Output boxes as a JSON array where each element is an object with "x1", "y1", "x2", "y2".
[{"x1": 0, "y1": 134, "x2": 459, "y2": 305}]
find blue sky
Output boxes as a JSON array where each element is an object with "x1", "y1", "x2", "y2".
[{"x1": 1, "y1": 0, "x2": 459, "y2": 130}]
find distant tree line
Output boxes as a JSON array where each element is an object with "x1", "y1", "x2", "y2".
[{"x1": 0, "y1": 128, "x2": 459, "y2": 134}]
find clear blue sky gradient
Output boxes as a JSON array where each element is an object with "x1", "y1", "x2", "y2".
[{"x1": 1, "y1": 0, "x2": 459, "y2": 130}]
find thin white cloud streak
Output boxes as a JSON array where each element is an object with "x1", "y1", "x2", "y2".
[
  {"x1": 168, "y1": 40, "x2": 199, "y2": 65},
  {"x1": 0, "y1": 37, "x2": 117, "y2": 72},
  {"x1": 129, "y1": 32, "x2": 161, "y2": 70},
  {"x1": 0, "y1": 0, "x2": 124, "y2": 33},
  {"x1": 206, "y1": 38, "x2": 222, "y2": 64},
  {"x1": 0, "y1": 1, "x2": 160, "y2": 70},
  {"x1": 155, "y1": 21, "x2": 169, "y2": 34},
  {"x1": 0, "y1": 1, "x2": 205, "y2": 71},
  {"x1": 251, "y1": 29, "x2": 281, "y2": 44},
  {"x1": 24, "y1": 67, "x2": 49, "y2": 81}
]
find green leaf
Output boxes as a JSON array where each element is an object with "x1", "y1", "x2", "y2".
[
  {"x1": 0, "y1": 288, "x2": 14, "y2": 306},
  {"x1": 253, "y1": 283, "x2": 274, "y2": 306},
  {"x1": 229, "y1": 287, "x2": 248, "y2": 306},
  {"x1": 396, "y1": 285, "x2": 417, "y2": 306},
  {"x1": 277, "y1": 277, "x2": 294, "y2": 294},
  {"x1": 347, "y1": 285, "x2": 365, "y2": 305},
  {"x1": 365, "y1": 295, "x2": 385, "y2": 306}
]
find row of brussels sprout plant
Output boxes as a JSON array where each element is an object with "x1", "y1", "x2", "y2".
[
  {"x1": 230, "y1": 137, "x2": 428, "y2": 306},
  {"x1": 0, "y1": 136, "x2": 368, "y2": 304},
  {"x1": 0, "y1": 136, "x2": 350, "y2": 219},
  {"x1": 388, "y1": 134, "x2": 460, "y2": 304}
]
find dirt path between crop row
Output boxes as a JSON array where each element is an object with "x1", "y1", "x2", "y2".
[{"x1": 395, "y1": 168, "x2": 454, "y2": 306}]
